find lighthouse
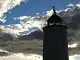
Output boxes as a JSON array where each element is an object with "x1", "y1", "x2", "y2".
[{"x1": 43, "y1": 6, "x2": 69, "y2": 60}]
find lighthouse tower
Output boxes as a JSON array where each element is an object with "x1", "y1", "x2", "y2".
[{"x1": 43, "y1": 6, "x2": 69, "y2": 60}]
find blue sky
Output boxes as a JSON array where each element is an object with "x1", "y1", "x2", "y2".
[
  {"x1": 0, "y1": 0, "x2": 80, "y2": 25},
  {"x1": 20, "y1": 0, "x2": 80, "y2": 15}
]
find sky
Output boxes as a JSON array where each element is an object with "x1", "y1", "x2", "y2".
[
  {"x1": 0, "y1": 0, "x2": 80, "y2": 25},
  {"x1": 24, "y1": 0, "x2": 80, "y2": 15}
]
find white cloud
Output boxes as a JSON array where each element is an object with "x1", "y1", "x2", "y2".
[
  {"x1": 68, "y1": 43, "x2": 78, "y2": 48},
  {"x1": 15, "y1": 16, "x2": 31, "y2": 20},
  {"x1": 36, "y1": 13, "x2": 40, "y2": 15},
  {"x1": 45, "y1": 9, "x2": 62, "y2": 16},
  {"x1": 0, "y1": 15, "x2": 6, "y2": 23},
  {"x1": 67, "y1": 4, "x2": 74, "y2": 7},
  {"x1": 0, "y1": 0, "x2": 25, "y2": 23},
  {"x1": 0, "y1": 53, "x2": 43, "y2": 60},
  {"x1": 0, "y1": 0, "x2": 21, "y2": 16},
  {"x1": 0, "y1": 18, "x2": 6, "y2": 23},
  {"x1": 14, "y1": 16, "x2": 37, "y2": 21},
  {"x1": 14, "y1": 15, "x2": 46, "y2": 32},
  {"x1": 46, "y1": 9, "x2": 53, "y2": 16},
  {"x1": 0, "y1": 49, "x2": 9, "y2": 53},
  {"x1": 76, "y1": 4, "x2": 80, "y2": 8},
  {"x1": 69, "y1": 54, "x2": 80, "y2": 60}
]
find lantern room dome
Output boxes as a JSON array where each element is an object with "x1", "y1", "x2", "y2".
[{"x1": 47, "y1": 6, "x2": 63, "y2": 26}]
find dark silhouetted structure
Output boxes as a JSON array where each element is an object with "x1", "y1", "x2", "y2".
[{"x1": 43, "y1": 6, "x2": 69, "y2": 60}]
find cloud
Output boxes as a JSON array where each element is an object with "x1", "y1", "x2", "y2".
[
  {"x1": 67, "y1": 4, "x2": 74, "y2": 7},
  {"x1": 0, "y1": 53, "x2": 43, "y2": 60},
  {"x1": 2, "y1": 3, "x2": 80, "y2": 40},
  {"x1": 36, "y1": 13, "x2": 40, "y2": 15},
  {"x1": 16, "y1": 3, "x2": 80, "y2": 41},
  {"x1": 0, "y1": 18, "x2": 6, "y2": 23},
  {"x1": 45, "y1": 3, "x2": 80, "y2": 17},
  {"x1": 14, "y1": 16, "x2": 31, "y2": 20},
  {"x1": 0, "y1": 15, "x2": 6, "y2": 23},
  {"x1": 76, "y1": 4, "x2": 80, "y2": 8},
  {"x1": 45, "y1": 9, "x2": 53, "y2": 16},
  {"x1": 0, "y1": 0, "x2": 24, "y2": 15},
  {"x1": 45, "y1": 9, "x2": 62, "y2": 16},
  {"x1": 0, "y1": 0, "x2": 25, "y2": 23},
  {"x1": 14, "y1": 15, "x2": 47, "y2": 32},
  {"x1": 68, "y1": 43, "x2": 77, "y2": 48}
]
